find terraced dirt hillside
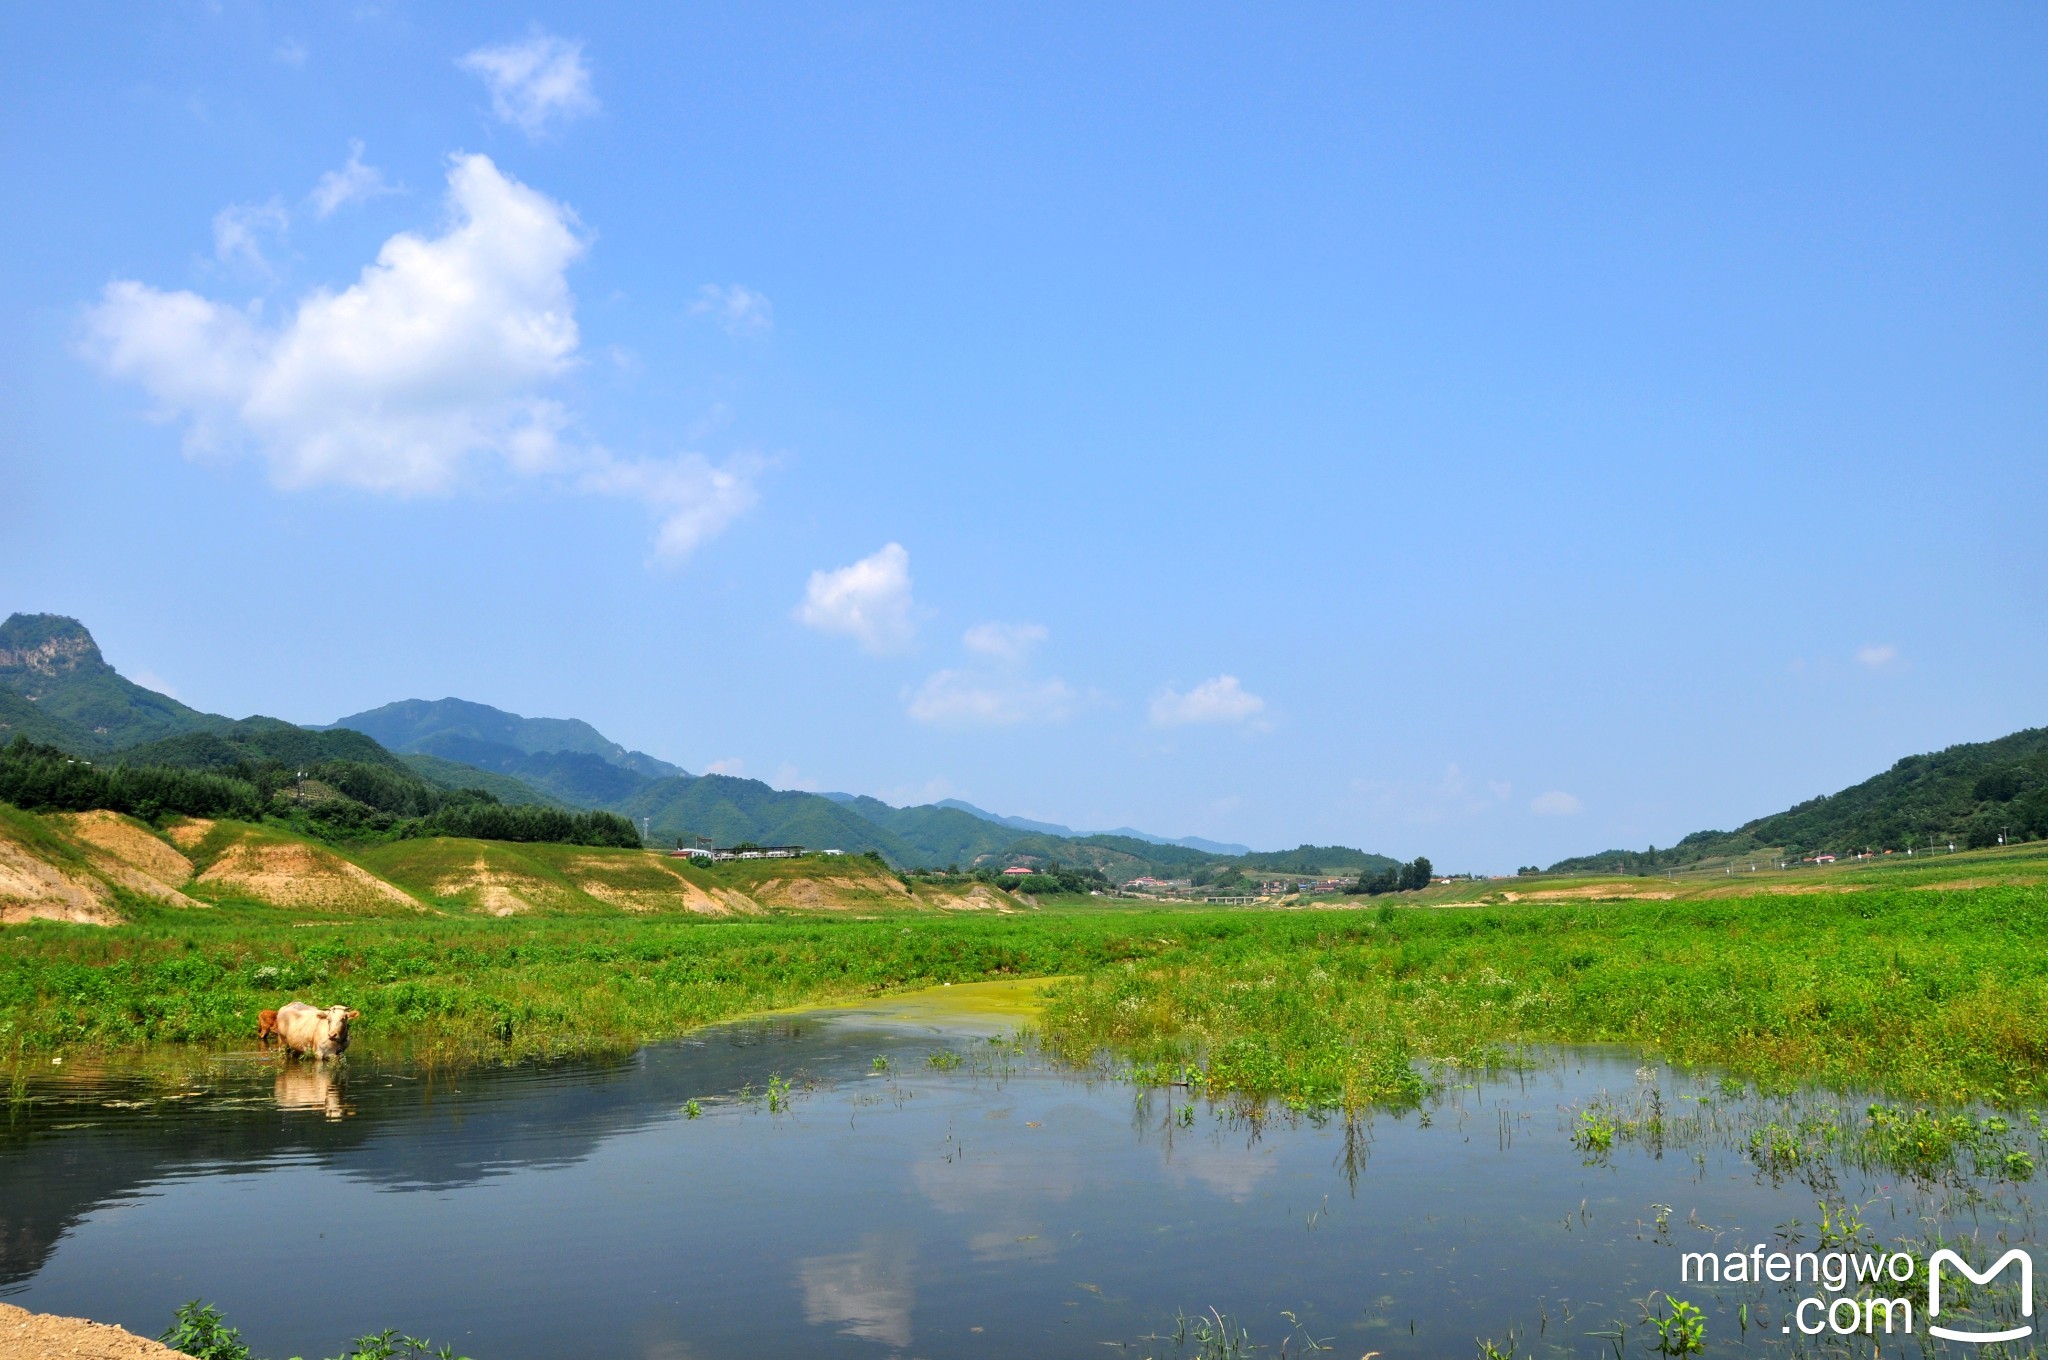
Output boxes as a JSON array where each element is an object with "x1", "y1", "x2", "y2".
[{"x1": 0, "y1": 807, "x2": 1025, "y2": 923}]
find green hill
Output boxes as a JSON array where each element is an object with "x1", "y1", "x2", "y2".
[
  {"x1": 614, "y1": 774, "x2": 913, "y2": 859},
  {"x1": 0, "y1": 686, "x2": 98, "y2": 751},
  {"x1": 1237, "y1": 844, "x2": 1402, "y2": 875},
  {"x1": 400, "y1": 753, "x2": 566, "y2": 808},
  {"x1": 334, "y1": 697, "x2": 684, "y2": 780},
  {"x1": 836, "y1": 797, "x2": 1030, "y2": 865},
  {"x1": 0, "y1": 613, "x2": 219, "y2": 753},
  {"x1": 397, "y1": 735, "x2": 654, "y2": 807},
  {"x1": 117, "y1": 717, "x2": 411, "y2": 774},
  {"x1": 1550, "y1": 725, "x2": 2048, "y2": 873}
]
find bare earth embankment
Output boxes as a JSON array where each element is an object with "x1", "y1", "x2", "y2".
[{"x1": 0, "y1": 1301, "x2": 188, "y2": 1359}]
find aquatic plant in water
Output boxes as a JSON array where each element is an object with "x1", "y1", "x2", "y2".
[
  {"x1": 1647, "y1": 1295, "x2": 1705, "y2": 1356},
  {"x1": 161, "y1": 1302, "x2": 471, "y2": 1360}
]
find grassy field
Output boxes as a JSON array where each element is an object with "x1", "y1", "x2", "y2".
[
  {"x1": 5, "y1": 863, "x2": 2047, "y2": 1108},
  {"x1": 1284, "y1": 838, "x2": 2048, "y2": 907},
  {"x1": 6, "y1": 807, "x2": 2048, "y2": 1108}
]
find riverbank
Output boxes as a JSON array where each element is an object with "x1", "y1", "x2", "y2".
[{"x1": 0, "y1": 1301, "x2": 187, "y2": 1359}]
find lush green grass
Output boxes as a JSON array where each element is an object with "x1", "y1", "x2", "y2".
[
  {"x1": 4, "y1": 885, "x2": 2046, "y2": 1108},
  {"x1": 1038, "y1": 885, "x2": 2048, "y2": 1107},
  {"x1": 0, "y1": 906, "x2": 1162, "y2": 1063}
]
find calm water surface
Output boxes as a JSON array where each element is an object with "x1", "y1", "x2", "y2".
[{"x1": 1, "y1": 985, "x2": 2037, "y2": 1358}]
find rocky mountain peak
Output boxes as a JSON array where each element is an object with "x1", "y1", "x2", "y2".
[{"x1": 0, "y1": 614, "x2": 107, "y2": 684}]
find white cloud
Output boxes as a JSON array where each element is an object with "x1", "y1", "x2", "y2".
[
  {"x1": 703, "y1": 757, "x2": 744, "y2": 776},
  {"x1": 962, "y1": 621, "x2": 1047, "y2": 663},
  {"x1": 88, "y1": 154, "x2": 581, "y2": 492},
  {"x1": 82, "y1": 154, "x2": 759, "y2": 561},
  {"x1": 274, "y1": 39, "x2": 307, "y2": 67},
  {"x1": 1530, "y1": 791, "x2": 1583, "y2": 816},
  {"x1": 796, "y1": 544, "x2": 916, "y2": 653},
  {"x1": 212, "y1": 200, "x2": 289, "y2": 276},
  {"x1": 1148, "y1": 675, "x2": 1266, "y2": 727},
  {"x1": 1855, "y1": 643, "x2": 1898, "y2": 669},
  {"x1": 459, "y1": 29, "x2": 597, "y2": 138},
  {"x1": 906, "y1": 621, "x2": 1075, "y2": 725},
  {"x1": 797, "y1": 1237, "x2": 915, "y2": 1348},
  {"x1": 309, "y1": 140, "x2": 396, "y2": 218},
  {"x1": 907, "y1": 670, "x2": 1076, "y2": 726},
  {"x1": 579, "y1": 450, "x2": 762, "y2": 561},
  {"x1": 691, "y1": 283, "x2": 774, "y2": 338}
]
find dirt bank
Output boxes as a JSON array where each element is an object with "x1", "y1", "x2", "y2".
[{"x1": 0, "y1": 1302, "x2": 189, "y2": 1359}]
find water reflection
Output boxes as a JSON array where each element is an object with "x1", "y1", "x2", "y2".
[
  {"x1": 797, "y1": 1234, "x2": 917, "y2": 1346},
  {"x1": 274, "y1": 1061, "x2": 351, "y2": 1121},
  {"x1": 0, "y1": 1001, "x2": 2040, "y2": 1359}
]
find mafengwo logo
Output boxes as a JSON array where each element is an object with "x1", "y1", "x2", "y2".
[{"x1": 1929, "y1": 1248, "x2": 2033, "y2": 1344}]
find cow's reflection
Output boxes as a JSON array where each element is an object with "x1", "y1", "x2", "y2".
[{"x1": 274, "y1": 1061, "x2": 352, "y2": 1121}]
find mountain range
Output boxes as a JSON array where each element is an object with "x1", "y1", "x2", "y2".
[
  {"x1": 0, "y1": 612, "x2": 1360, "y2": 879},
  {"x1": 11, "y1": 609, "x2": 2034, "y2": 876},
  {"x1": 912, "y1": 798, "x2": 1250, "y2": 855}
]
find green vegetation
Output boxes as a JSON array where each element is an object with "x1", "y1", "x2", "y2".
[
  {"x1": 0, "y1": 735, "x2": 266, "y2": 821},
  {"x1": 161, "y1": 1300, "x2": 469, "y2": 1360},
  {"x1": 1648, "y1": 1297, "x2": 1706, "y2": 1357},
  {"x1": 397, "y1": 753, "x2": 564, "y2": 808},
  {"x1": 1552, "y1": 724, "x2": 2048, "y2": 871},
  {"x1": 1237, "y1": 843, "x2": 1400, "y2": 875},
  {"x1": 0, "y1": 735, "x2": 638, "y2": 849},
  {"x1": 1034, "y1": 884, "x2": 2048, "y2": 1108},
  {"x1": 902, "y1": 860, "x2": 1111, "y2": 897},
  {"x1": 1348, "y1": 855, "x2": 1433, "y2": 895},
  {"x1": 335, "y1": 696, "x2": 683, "y2": 780},
  {"x1": 5, "y1": 883, "x2": 2047, "y2": 1110},
  {"x1": 0, "y1": 613, "x2": 219, "y2": 754}
]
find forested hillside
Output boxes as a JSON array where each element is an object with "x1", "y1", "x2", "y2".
[
  {"x1": 1, "y1": 612, "x2": 1415, "y2": 882},
  {"x1": 335, "y1": 697, "x2": 684, "y2": 779},
  {"x1": 1551, "y1": 726, "x2": 2048, "y2": 872},
  {"x1": 0, "y1": 614, "x2": 220, "y2": 753}
]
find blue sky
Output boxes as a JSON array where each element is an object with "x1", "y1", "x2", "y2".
[{"x1": 3, "y1": 4, "x2": 2044, "y2": 870}]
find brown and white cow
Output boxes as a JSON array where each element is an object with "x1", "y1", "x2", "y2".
[{"x1": 272, "y1": 1002, "x2": 360, "y2": 1060}]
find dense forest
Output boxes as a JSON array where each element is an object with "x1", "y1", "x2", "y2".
[{"x1": 0, "y1": 735, "x2": 641, "y2": 849}]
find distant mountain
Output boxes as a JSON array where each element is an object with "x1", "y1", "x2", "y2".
[
  {"x1": 933, "y1": 799, "x2": 1078, "y2": 838},
  {"x1": 333, "y1": 698, "x2": 684, "y2": 780},
  {"x1": 931, "y1": 797, "x2": 1253, "y2": 855},
  {"x1": 0, "y1": 613, "x2": 219, "y2": 753},
  {"x1": 0, "y1": 614, "x2": 1412, "y2": 881},
  {"x1": 1550, "y1": 725, "x2": 2048, "y2": 872},
  {"x1": 841, "y1": 798, "x2": 1037, "y2": 865},
  {"x1": 614, "y1": 775, "x2": 909, "y2": 858},
  {"x1": 1096, "y1": 826, "x2": 1253, "y2": 856},
  {"x1": 401, "y1": 734, "x2": 655, "y2": 808},
  {"x1": 399, "y1": 753, "x2": 566, "y2": 808}
]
